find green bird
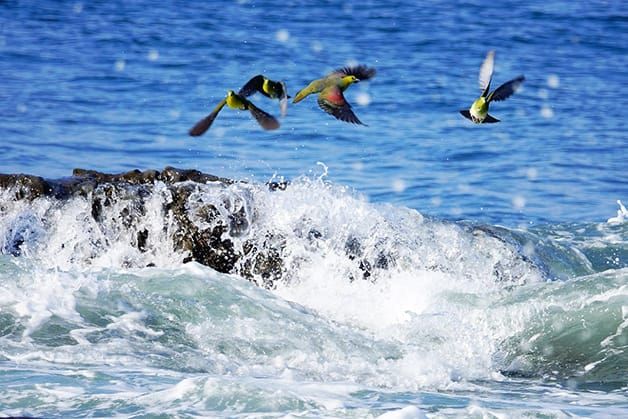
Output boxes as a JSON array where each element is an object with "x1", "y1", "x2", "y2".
[
  {"x1": 238, "y1": 75, "x2": 290, "y2": 117},
  {"x1": 189, "y1": 90, "x2": 280, "y2": 136},
  {"x1": 292, "y1": 65, "x2": 376, "y2": 125},
  {"x1": 460, "y1": 50, "x2": 525, "y2": 124}
]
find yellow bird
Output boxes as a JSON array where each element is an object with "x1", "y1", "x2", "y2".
[
  {"x1": 460, "y1": 50, "x2": 525, "y2": 124},
  {"x1": 189, "y1": 90, "x2": 279, "y2": 136},
  {"x1": 293, "y1": 65, "x2": 376, "y2": 125}
]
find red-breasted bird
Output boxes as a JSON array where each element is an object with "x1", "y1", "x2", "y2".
[
  {"x1": 238, "y1": 75, "x2": 290, "y2": 117},
  {"x1": 292, "y1": 65, "x2": 376, "y2": 125},
  {"x1": 189, "y1": 90, "x2": 279, "y2": 136},
  {"x1": 460, "y1": 51, "x2": 525, "y2": 124}
]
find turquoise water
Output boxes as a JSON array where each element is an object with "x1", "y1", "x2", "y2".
[{"x1": 1, "y1": 0, "x2": 627, "y2": 417}]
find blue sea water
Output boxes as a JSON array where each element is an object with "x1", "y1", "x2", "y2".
[{"x1": 1, "y1": 0, "x2": 627, "y2": 417}]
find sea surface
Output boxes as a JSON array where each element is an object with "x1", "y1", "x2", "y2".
[{"x1": 1, "y1": 0, "x2": 627, "y2": 417}]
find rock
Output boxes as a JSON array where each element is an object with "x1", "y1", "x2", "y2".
[{"x1": 0, "y1": 167, "x2": 283, "y2": 288}]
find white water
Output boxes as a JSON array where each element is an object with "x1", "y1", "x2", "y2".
[{"x1": 0, "y1": 177, "x2": 626, "y2": 417}]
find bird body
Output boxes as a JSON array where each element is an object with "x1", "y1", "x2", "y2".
[
  {"x1": 293, "y1": 65, "x2": 376, "y2": 125},
  {"x1": 189, "y1": 90, "x2": 279, "y2": 136},
  {"x1": 460, "y1": 51, "x2": 524, "y2": 124},
  {"x1": 239, "y1": 75, "x2": 289, "y2": 116}
]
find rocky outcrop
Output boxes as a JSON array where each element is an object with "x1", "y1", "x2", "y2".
[{"x1": 0, "y1": 167, "x2": 283, "y2": 288}]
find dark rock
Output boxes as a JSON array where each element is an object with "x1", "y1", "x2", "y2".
[{"x1": 0, "y1": 167, "x2": 283, "y2": 288}]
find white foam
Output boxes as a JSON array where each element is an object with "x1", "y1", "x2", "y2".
[
  {"x1": 607, "y1": 200, "x2": 628, "y2": 224},
  {"x1": 377, "y1": 406, "x2": 427, "y2": 419}
]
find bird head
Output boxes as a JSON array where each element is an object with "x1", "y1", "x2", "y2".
[
  {"x1": 227, "y1": 90, "x2": 236, "y2": 98},
  {"x1": 340, "y1": 75, "x2": 359, "y2": 87}
]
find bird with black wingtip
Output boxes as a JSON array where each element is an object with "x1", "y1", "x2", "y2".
[
  {"x1": 238, "y1": 75, "x2": 290, "y2": 117},
  {"x1": 189, "y1": 89, "x2": 280, "y2": 136},
  {"x1": 292, "y1": 65, "x2": 376, "y2": 125},
  {"x1": 460, "y1": 51, "x2": 525, "y2": 124}
]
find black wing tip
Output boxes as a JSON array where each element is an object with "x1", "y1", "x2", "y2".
[
  {"x1": 459, "y1": 110, "x2": 472, "y2": 120},
  {"x1": 188, "y1": 119, "x2": 211, "y2": 136}
]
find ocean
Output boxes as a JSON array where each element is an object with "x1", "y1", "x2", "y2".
[{"x1": 1, "y1": 0, "x2": 627, "y2": 417}]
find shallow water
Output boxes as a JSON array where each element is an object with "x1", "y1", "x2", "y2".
[{"x1": 1, "y1": 0, "x2": 627, "y2": 417}]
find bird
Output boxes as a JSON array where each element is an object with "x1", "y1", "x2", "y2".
[
  {"x1": 292, "y1": 65, "x2": 376, "y2": 125},
  {"x1": 238, "y1": 75, "x2": 290, "y2": 117},
  {"x1": 460, "y1": 51, "x2": 525, "y2": 124},
  {"x1": 189, "y1": 90, "x2": 280, "y2": 136}
]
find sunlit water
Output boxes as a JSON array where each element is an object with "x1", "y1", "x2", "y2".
[{"x1": 1, "y1": 0, "x2": 627, "y2": 417}]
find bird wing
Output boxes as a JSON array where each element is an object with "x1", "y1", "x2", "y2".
[
  {"x1": 479, "y1": 50, "x2": 495, "y2": 95},
  {"x1": 330, "y1": 65, "x2": 376, "y2": 81},
  {"x1": 279, "y1": 81, "x2": 288, "y2": 117},
  {"x1": 484, "y1": 114, "x2": 500, "y2": 123},
  {"x1": 459, "y1": 110, "x2": 473, "y2": 121},
  {"x1": 238, "y1": 75, "x2": 267, "y2": 98},
  {"x1": 317, "y1": 86, "x2": 364, "y2": 125},
  {"x1": 488, "y1": 75, "x2": 525, "y2": 102},
  {"x1": 189, "y1": 98, "x2": 226, "y2": 136},
  {"x1": 246, "y1": 100, "x2": 280, "y2": 130}
]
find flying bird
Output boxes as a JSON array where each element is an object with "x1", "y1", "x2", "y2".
[
  {"x1": 460, "y1": 51, "x2": 525, "y2": 124},
  {"x1": 238, "y1": 75, "x2": 290, "y2": 117},
  {"x1": 189, "y1": 90, "x2": 279, "y2": 136},
  {"x1": 292, "y1": 65, "x2": 376, "y2": 125}
]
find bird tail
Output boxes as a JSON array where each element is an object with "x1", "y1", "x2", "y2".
[{"x1": 292, "y1": 87, "x2": 310, "y2": 103}]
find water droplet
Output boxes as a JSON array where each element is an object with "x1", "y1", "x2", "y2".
[
  {"x1": 310, "y1": 41, "x2": 323, "y2": 53},
  {"x1": 547, "y1": 74, "x2": 560, "y2": 89},
  {"x1": 512, "y1": 195, "x2": 526, "y2": 210},
  {"x1": 392, "y1": 179, "x2": 406, "y2": 193},
  {"x1": 355, "y1": 92, "x2": 371, "y2": 106},
  {"x1": 537, "y1": 89, "x2": 549, "y2": 99},
  {"x1": 147, "y1": 49, "x2": 159, "y2": 61},
  {"x1": 526, "y1": 167, "x2": 538, "y2": 180},
  {"x1": 114, "y1": 59, "x2": 126, "y2": 72},
  {"x1": 540, "y1": 106, "x2": 554, "y2": 119},
  {"x1": 351, "y1": 161, "x2": 364, "y2": 171},
  {"x1": 275, "y1": 29, "x2": 290, "y2": 43}
]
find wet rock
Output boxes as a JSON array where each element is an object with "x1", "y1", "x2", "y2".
[{"x1": 0, "y1": 167, "x2": 283, "y2": 287}]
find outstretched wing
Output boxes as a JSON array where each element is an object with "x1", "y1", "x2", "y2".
[
  {"x1": 459, "y1": 110, "x2": 473, "y2": 121},
  {"x1": 330, "y1": 64, "x2": 376, "y2": 81},
  {"x1": 318, "y1": 86, "x2": 364, "y2": 125},
  {"x1": 238, "y1": 75, "x2": 266, "y2": 97},
  {"x1": 488, "y1": 75, "x2": 525, "y2": 102},
  {"x1": 484, "y1": 114, "x2": 500, "y2": 123},
  {"x1": 479, "y1": 50, "x2": 495, "y2": 96},
  {"x1": 246, "y1": 101, "x2": 280, "y2": 130},
  {"x1": 189, "y1": 98, "x2": 226, "y2": 136}
]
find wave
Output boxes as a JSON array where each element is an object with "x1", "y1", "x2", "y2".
[{"x1": 0, "y1": 168, "x2": 626, "y2": 396}]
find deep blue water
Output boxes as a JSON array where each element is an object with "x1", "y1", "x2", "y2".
[
  {"x1": 2, "y1": 0, "x2": 626, "y2": 225},
  {"x1": 1, "y1": 1, "x2": 627, "y2": 418}
]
